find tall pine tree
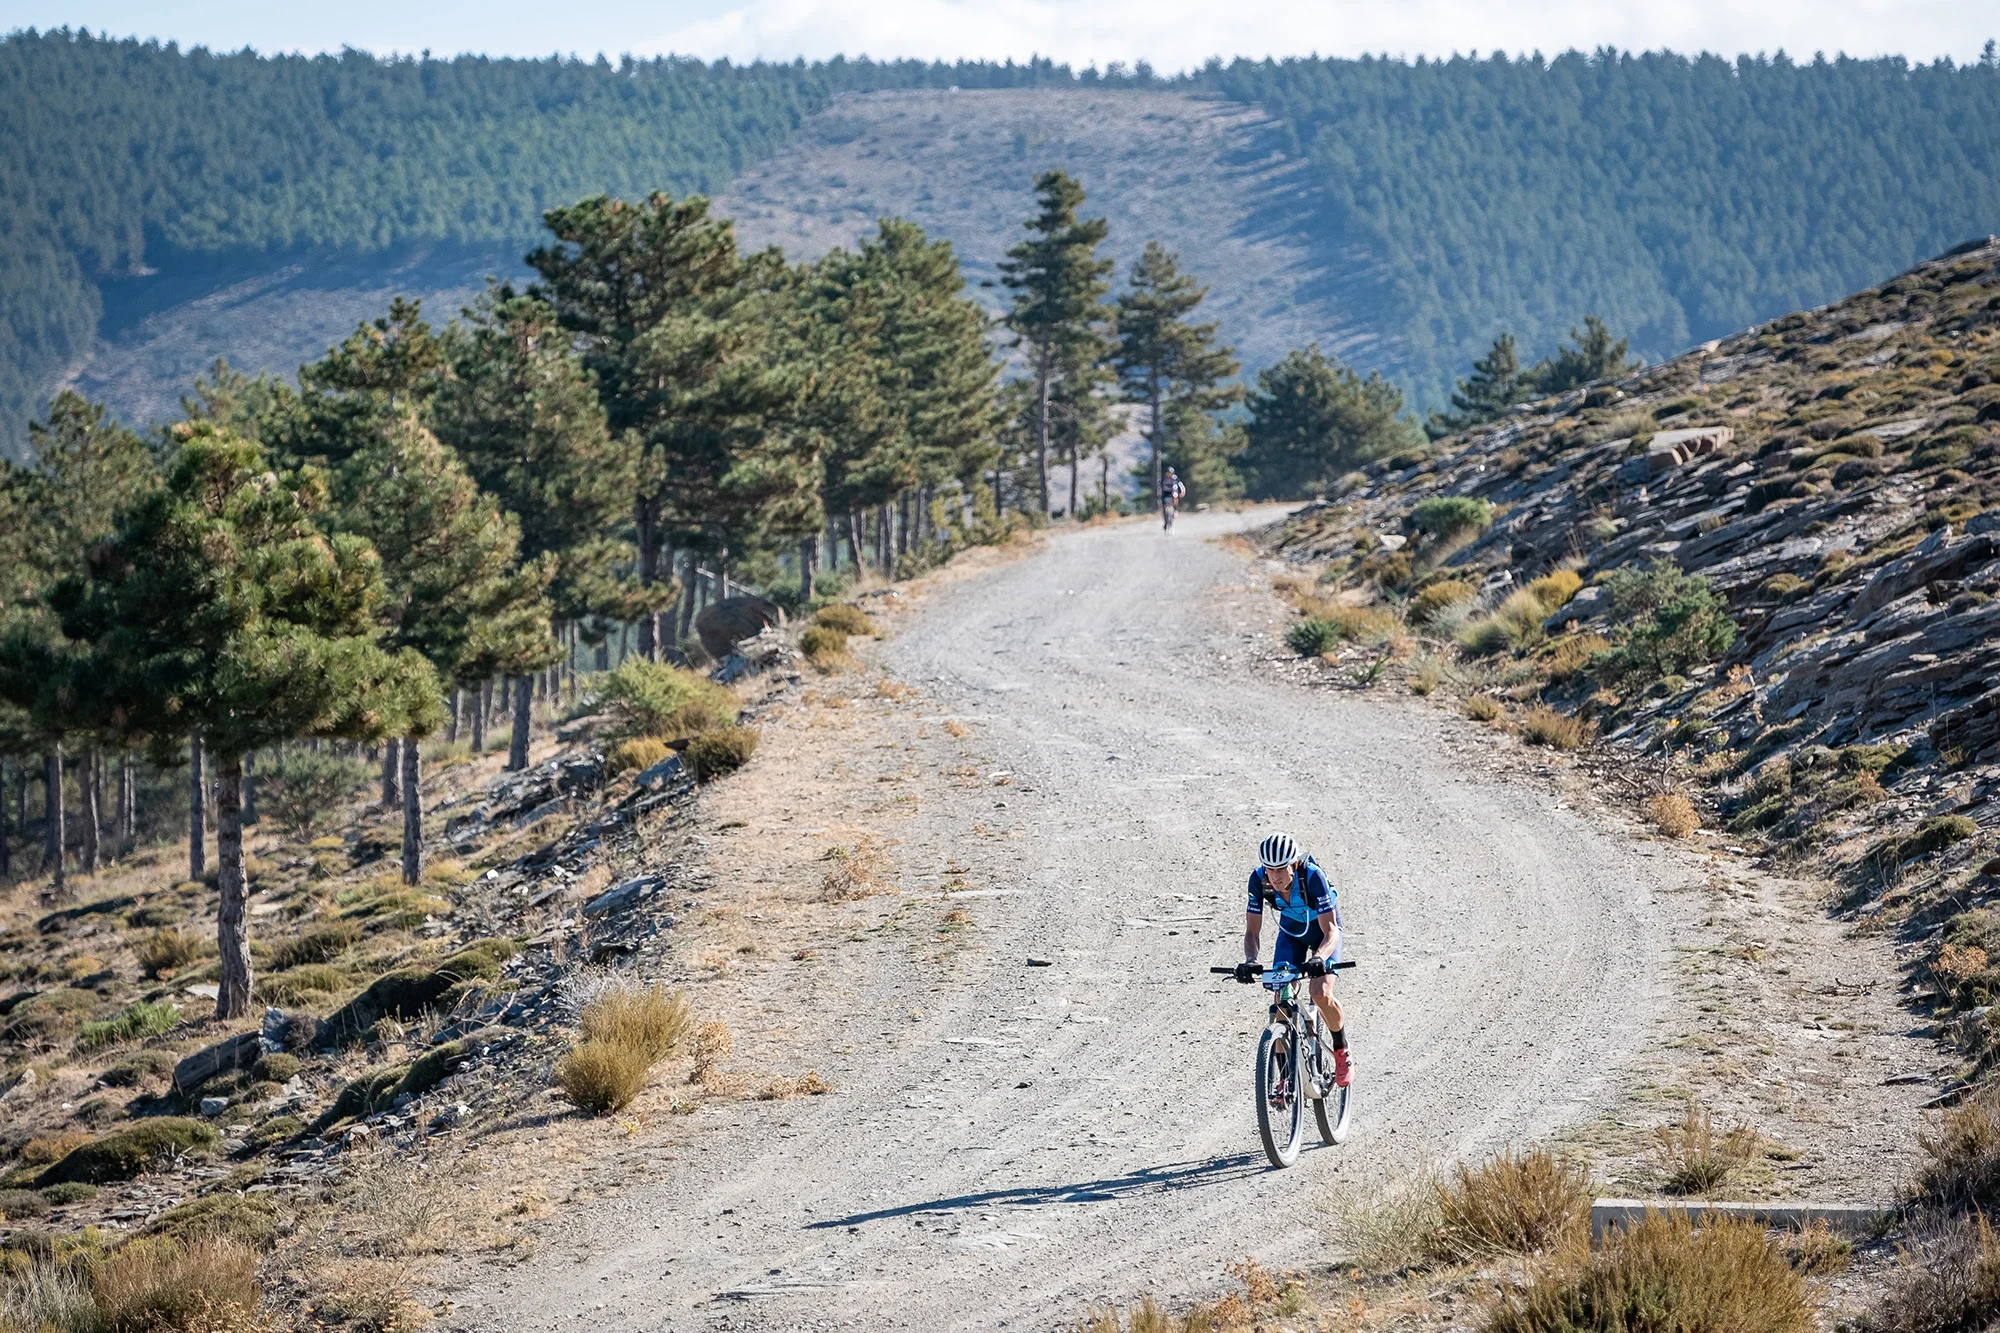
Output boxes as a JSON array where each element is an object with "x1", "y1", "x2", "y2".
[
  {"x1": 1113, "y1": 243, "x2": 1240, "y2": 509},
  {"x1": 999, "y1": 171, "x2": 1113, "y2": 517}
]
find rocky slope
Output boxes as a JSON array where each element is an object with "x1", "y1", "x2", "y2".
[{"x1": 1261, "y1": 234, "x2": 2000, "y2": 1084}]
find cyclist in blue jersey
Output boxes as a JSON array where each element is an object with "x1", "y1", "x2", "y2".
[{"x1": 1232, "y1": 831, "x2": 1352, "y2": 1087}]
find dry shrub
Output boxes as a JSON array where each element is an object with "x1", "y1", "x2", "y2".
[
  {"x1": 1409, "y1": 660, "x2": 1442, "y2": 696},
  {"x1": 607, "y1": 736, "x2": 673, "y2": 775},
  {"x1": 133, "y1": 927, "x2": 210, "y2": 979},
  {"x1": 1544, "y1": 632, "x2": 1611, "y2": 683},
  {"x1": 813, "y1": 604, "x2": 877, "y2": 636},
  {"x1": 1408, "y1": 579, "x2": 1477, "y2": 624},
  {"x1": 93, "y1": 1236, "x2": 261, "y2": 1332},
  {"x1": 1519, "y1": 706, "x2": 1591, "y2": 751},
  {"x1": 1652, "y1": 1102, "x2": 1759, "y2": 1196},
  {"x1": 943, "y1": 719, "x2": 967, "y2": 738},
  {"x1": 1910, "y1": 1085, "x2": 2000, "y2": 1216},
  {"x1": 557, "y1": 1041, "x2": 653, "y2": 1114},
  {"x1": 1874, "y1": 1213, "x2": 2000, "y2": 1333},
  {"x1": 1782, "y1": 1218, "x2": 1852, "y2": 1275},
  {"x1": 875, "y1": 678, "x2": 913, "y2": 700},
  {"x1": 1430, "y1": 1147, "x2": 1591, "y2": 1262},
  {"x1": 800, "y1": 624, "x2": 851, "y2": 670},
  {"x1": 685, "y1": 725, "x2": 759, "y2": 780},
  {"x1": 1076, "y1": 1295, "x2": 1179, "y2": 1333},
  {"x1": 822, "y1": 837, "x2": 891, "y2": 901},
  {"x1": 757, "y1": 1070, "x2": 833, "y2": 1100},
  {"x1": 690, "y1": 1021, "x2": 734, "y2": 1088},
  {"x1": 579, "y1": 983, "x2": 691, "y2": 1063},
  {"x1": 1525, "y1": 569, "x2": 1584, "y2": 612},
  {"x1": 1321, "y1": 1169, "x2": 1443, "y2": 1270},
  {"x1": 1645, "y1": 790, "x2": 1701, "y2": 838},
  {"x1": 299, "y1": 1257, "x2": 430, "y2": 1331},
  {"x1": 1488, "y1": 1213, "x2": 1808, "y2": 1333},
  {"x1": 21, "y1": 1131, "x2": 93, "y2": 1166},
  {"x1": 1464, "y1": 695, "x2": 1505, "y2": 723}
]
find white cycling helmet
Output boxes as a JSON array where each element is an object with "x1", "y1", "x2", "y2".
[{"x1": 1258, "y1": 831, "x2": 1298, "y2": 868}]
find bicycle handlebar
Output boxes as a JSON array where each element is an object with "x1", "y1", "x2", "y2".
[{"x1": 1209, "y1": 961, "x2": 1357, "y2": 974}]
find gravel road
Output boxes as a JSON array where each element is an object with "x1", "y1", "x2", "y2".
[{"x1": 445, "y1": 509, "x2": 1695, "y2": 1330}]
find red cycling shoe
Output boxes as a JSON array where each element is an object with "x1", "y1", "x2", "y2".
[{"x1": 1332, "y1": 1047, "x2": 1353, "y2": 1088}]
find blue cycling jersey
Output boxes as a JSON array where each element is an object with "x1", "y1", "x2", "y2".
[{"x1": 1246, "y1": 858, "x2": 1339, "y2": 939}]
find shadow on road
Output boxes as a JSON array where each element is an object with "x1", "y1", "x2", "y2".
[{"x1": 809, "y1": 1153, "x2": 1270, "y2": 1228}]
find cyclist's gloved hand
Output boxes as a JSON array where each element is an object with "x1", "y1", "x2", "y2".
[
  {"x1": 1232, "y1": 961, "x2": 1255, "y2": 984},
  {"x1": 1304, "y1": 958, "x2": 1328, "y2": 978}
]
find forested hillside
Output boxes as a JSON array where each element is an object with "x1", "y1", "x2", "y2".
[{"x1": 6, "y1": 30, "x2": 2000, "y2": 454}]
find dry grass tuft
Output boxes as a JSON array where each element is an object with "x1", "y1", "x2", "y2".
[
  {"x1": 1519, "y1": 706, "x2": 1592, "y2": 751},
  {"x1": 1459, "y1": 588, "x2": 1551, "y2": 656},
  {"x1": 556, "y1": 1041, "x2": 653, "y2": 1114},
  {"x1": 1429, "y1": 1147, "x2": 1592, "y2": 1262},
  {"x1": 812, "y1": 604, "x2": 877, "y2": 636},
  {"x1": 1652, "y1": 1102, "x2": 1759, "y2": 1196},
  {"x1": 690, "y1": 1021, "x2": 734, "y2": 1088},
  {"x1": 1464, "y1": 695, "x2": 1505, "y2": 723},
  {"x1": 1544, "y1": 632, "x2": 1612, "y2": 683},
  {"x1": 801, "y1": 624, "x2": 852, "y2": 670},
  {"x1": 607, "y1": 735, "x2": 673, "y2": 775},
  {"x1": 1644, "y1": 790, "x2": 1701, "y2": 838},
  {"x1": 579, "y1": 983, "x2": 691, "y2": 1064},
  {"x1": 757, "y1": 1070, "x2": 833, "y2": 1100},
  {"x1": 1782, "y1": 1218, "x2": 1852, "y2": 1275},
  {"x1": 133, "y1": 927, "x2": 210, "y2": 979},
  {"x1": 1909, "y1": 1085, "x2": 2000, "y2": 1216},
  {"x1": 1488, "y1": 1212, "x2": 1808, "y2": 1333},
  {"x1": 875, "y1": 678, "x2": 914, "y2": 700},
  {"x1": 1873, "y1": 1213, "x2": 2000, "y2": 1333},
  {"x1": 944, "y1": 719, "x2": 967, "y2": 738},
  {"x1": 685, "y1": 725, "x2": 759, "y2": 780},
  {"x1": 822, "y1": 837, "x2": 892, "y2": 901},
  {"x1": 1320, "y1": 1168, "x2": 1443, "y2": 1270},
  {"x1": 92, "y1": 1236, "x2": 261, "y2": 1332}
]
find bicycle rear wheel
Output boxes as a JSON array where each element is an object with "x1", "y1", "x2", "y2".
[
  {"x1": 1309, "y1": 1023, "x2": 1352, "y2": 1145},
  {"x1": 1255, "y1": 1027, "x2": 1303, "y2": 1168}
]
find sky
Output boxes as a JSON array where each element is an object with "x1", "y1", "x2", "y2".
[{"x1": 0, "y1": 0, "x2": 1993, "y2": 68}]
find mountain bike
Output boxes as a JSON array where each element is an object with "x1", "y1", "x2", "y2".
[
  {"x1": 1162, "y1": 499, "x2": 1178, "y2": 531},
  {"x1": 1210, "y1": 960, "x2": 1354, "y2": 1167}
]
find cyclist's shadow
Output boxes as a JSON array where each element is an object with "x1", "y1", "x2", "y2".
[{"x1": 807, "y1": 1153, "x2": 1268, "y2": 1230}]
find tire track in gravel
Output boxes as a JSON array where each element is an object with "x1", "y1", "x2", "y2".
[{"x1": 443, "y1": 509, "x2": 1693, "y2": 1331}]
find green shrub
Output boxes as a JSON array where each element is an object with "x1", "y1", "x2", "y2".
[
  {"x1": 1596, "y1": 563, "x2": 1736, "y2": 686},
  {"x1": 1487, "y1": 1212, "x2": 1807, "y2": 1333},
  {"x1": 1287, "y1": 617, "x2": 1341, "y2": 656},
  {"x1": 2, "y1": 987, "x2": 99, "y2": 1044},
  {"x1": 596, "y1": 659, "x2": 739, "y2": 739},
  {"x1": 242, "y1": 1114, "x2": 303, "y2": 1154},
  {"x1": 1407, "y1": 579, "x2": 1477, "y2": 623},
  {"x1": 259, "y1": 750, "x2": 368, "y2": 840},
  {"x1": 264, "y1": 920, "x2": 360, "y2": 971},
  {"x1": 251, "y1": 1053, "x2": 300, "y2": 1084},
  {"x1": 145, "y1": 1191, "x2": 284, "y2": 1248},
  {"x1": 686, "y1": 726, "x2": 759, "y2": 781},
  {"x1": 319, "y1": 939, "x2": 515, "y2": 1045},
  {"x1": 1870, "y1": 815, "x2": 1981, "y2": 874},
  {"x1": 254, "y1": 964, "x2": 349, "y2": 1006},
  {"x1": 812, "y1": 604, "x2": 876, "y2": 636},
  {"x1": 1410, "y1": 496, "x2": 1493, "y2": 542},
  {"x1": 38, "y1": 1182, "x2": 97, "y2": 1205},
  {"x1": 100, "y1": 1049, "x2": 175, "y2": 1088},
  {"x1": 310, "y1": 1036, "x2": 483, "y2": 1131},
  {"x1": 77, "y1": 1001, "x2": 181, "y2": 1052},
  {"x1": 37, "y1": 1118, "x2": 221, "y2": 1186},
  {"x1": 0, "y1": 1188, "x2": 49, "y2": 1220}
]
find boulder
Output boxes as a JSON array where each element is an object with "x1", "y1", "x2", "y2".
[
  {"x1": 695, "y1": 594, "x2": 785, "y2": 661},
  {"x1": 172, "y1": 1030, "x2": 262, "y2": 1096},
  {"x1": 584, "y1": 875, "x2": 665, "y2": 918},
  {"x1": 633, "y1": 754, "x2": 691, "y2": 794}
]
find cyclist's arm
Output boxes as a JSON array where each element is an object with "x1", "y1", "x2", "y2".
[
  {"x1": 1310, "y1": 908, "x2": 1341, "y2": 962},
  {"x1": 1242, "y1": 911, "x2": 1262, "y2": 963}
]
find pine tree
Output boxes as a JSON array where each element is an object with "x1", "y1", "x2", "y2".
[
  {"x1": 999, "y1": 171, "x2": 1114, "y2": 517},
  {"x1": 1428, "y1": 333, "x2": 1525, "y2": 437},
  {"x1": 48, "y1": 422, "x2": 436, "y2": 1017},
  {"x1": 1241, "y1": 345, "x2": 1418, "y2": 499},
  {"x1": 1113, "y1": 243, "x2": 1241, "y2": 508},
  {"x1": 1527, "y1": 315, "x2": 1641, "y2": 394}
]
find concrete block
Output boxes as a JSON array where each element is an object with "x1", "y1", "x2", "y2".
[{"x1": 1590, "y1": 1197, "x2": 1885, "y2": 1240}]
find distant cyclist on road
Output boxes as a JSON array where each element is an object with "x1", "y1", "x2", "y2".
[
  {"x1": 1160, "y1": 466, "x2": 1187, "y2": 531},
  {"x1": 1233, "y1": 831, "x2": 1352, "y2": 1088}
]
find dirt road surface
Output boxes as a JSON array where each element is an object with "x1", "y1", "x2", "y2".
[{"x1": 444, "y1": 508, "x2": 1706, "y2": 1330}]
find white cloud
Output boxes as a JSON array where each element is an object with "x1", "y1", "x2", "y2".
[{"x1": 649, "y1": 0, "x2": 1995, "y2": 70}]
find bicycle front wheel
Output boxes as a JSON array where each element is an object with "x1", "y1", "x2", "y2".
[{"x1": 1255, "y1": 1027, "x2": 1303, "y2": 1168}]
